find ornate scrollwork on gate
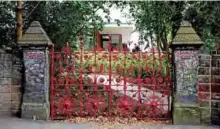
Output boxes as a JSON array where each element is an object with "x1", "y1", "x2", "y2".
[{"x1": 50, "y1": 38, "x2": 171, "y2": 120}]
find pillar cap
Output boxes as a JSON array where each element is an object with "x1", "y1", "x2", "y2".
[
  {"x1": 172, "y1": 21, "x2": 204, "y2": 46},
  {"x1": 18, "y1": 21, "x2": 52, "y2": 47}
]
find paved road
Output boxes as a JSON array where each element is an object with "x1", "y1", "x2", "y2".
[{"x1": 0, "y1": 116, "x2": 219, "y2": 129}]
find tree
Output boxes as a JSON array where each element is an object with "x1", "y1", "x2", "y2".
[
  {"x1": 2, "y1": 1, "x2": 220, "y2": 52},
  {"x1": 0, "y1": 1, "x2": 112, "y2": 49},
  {"x1": 126, "y1": 1, "x2": 186, "y2": 52},
  {"x1": 125, "y1": 1, "x2": 220, "y2": 53},
  {"x1": 185, "y1": 1, "x2": 220, "y2": 52},
  {"x1": 0, "y1": 1, "x2": 17, "y2": 48}
]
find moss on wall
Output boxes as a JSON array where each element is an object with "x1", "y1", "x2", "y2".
[{"x1": 173, "y1": 107, "x2": 200, "y2": 125}]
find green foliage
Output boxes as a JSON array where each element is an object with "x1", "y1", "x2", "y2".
[
  {"x1": 1, "y1": 1, "x2": 220, "y2": 52},
  {"x1": 26, "y1": 1, "x2": 111, "y2": 50},
  {"x1": 200, "y1": 27, "x2": 215, "y2": 53},
  {"x1": 0, "y1": 2, "x2": 17, "y2": 47},
  {"x1": 125, "y1": 1, "x2": 220, "y2": 51},
  {"x1": 0, "y1": 1, "x2": 113, "y2": 49},
  {"x1": 185, "y1": 1, "x2": 220, "y2": 50},
  {"x1": 125, "y1": 1, "x2": 186, "y2": 51}
]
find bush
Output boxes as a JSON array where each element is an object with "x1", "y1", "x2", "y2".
[{"x1": 73, "y1": 51, "x2": 170, "y2": 78}]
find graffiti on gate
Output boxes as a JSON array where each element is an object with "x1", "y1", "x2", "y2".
[{"x1": 174, "y1": 50, "x2": 198, "y2": 104}]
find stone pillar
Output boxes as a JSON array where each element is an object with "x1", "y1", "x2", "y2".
[
  {"x1": 173, "y1": 47, "x2": 201, "y2": 125},
  {"x1": 171, "y1": 21, "x2": 204, "y2": 124},
  {"x1": 18, "y1": 21, "x2": 52, "y2": 120}
]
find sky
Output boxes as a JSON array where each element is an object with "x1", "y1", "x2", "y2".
[
  {"x1": 96, "y1": 5, "x2": 134, "y2": 24},
  {"x1": 97, "y1": 5, "x2": 140, "y2": 43},
  {"x1": 58, "y1": 0, "x2": 133, "y2": 24}
]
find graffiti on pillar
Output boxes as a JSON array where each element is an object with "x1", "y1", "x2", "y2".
[
  {"x1": 175, "y1": 50, "x2": 198, "y2": 104},
  {"x1": 23, "y1": 50, "x2": 46, "y2": 102}
]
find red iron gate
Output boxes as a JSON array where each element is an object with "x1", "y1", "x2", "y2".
[{"x1": 50, "y1": 39, "x2": 172, "y2": 120}]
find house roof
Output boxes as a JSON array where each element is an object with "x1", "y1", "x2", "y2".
[{"x1": 172, "y1": 21, "x2": 204, "y2": 45}]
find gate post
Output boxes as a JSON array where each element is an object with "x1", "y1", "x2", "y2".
[
  {"x1": 171, "y1": 21, "x2": 204, "y2": 124},
  {"x1": 18, "y1": 21, "x2": 52, "y2": 120}
]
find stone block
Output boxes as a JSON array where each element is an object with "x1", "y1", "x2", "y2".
[
  {"x1": 12, "y1": 58, "x2": 22, "y2": 68},
  {"x1": 211, "y1": 108, "x2": 220, "y2": 126},
  {"x1": 11, "y1": 77, "x2": 21, "y2": 85},
  {"x1": 0, "y1": 85, "x2": 11, "y2": 93},
  {"x1": 0, "y1": 54, "x2": 12, "y2": 61},
  {"x1": 198, "y1": 67, "x2": 210, "y2": 75},
  {"x1": 212, "y1": 59, "x2": 220, "y2": 67},
  {"x1": 211, "y1": 118, "x2": 220, "y2": 126},
  {"x1": 198, "y1": 92, "x2": 210, "y2": 100},
  {"x1": 25, "y1": 84, "x2": 45, "y2": 93},
  {"x1": 173, "y1": 107, "x2": 200, "y2": 125},
  {"x1": 197, "y1": 84, "x2": 210, "y2": 92},
  {"x1": 11, "y1": 93, "x2": 21, "y2": 101},
  {"x1": 0, "y1": 62, "x2": 3, "y2": 68},
  {"x1": 211, "y1": 75, "x2": 220, "y2": 84},
  {"x1": 3, "y1": 71, "x2": 12, "y2": 78},
  {"x1": 212, "y1": 51, "x2": 217, "y2": 55},
  {"x1": 0, "y1": 102, "x2": 11, "y2": 111},
  {"x1": 211, "y1": 68, "x2": 220, "y2": 75},
  {"x1": 198, "y1": 54, "x2": 211, "y2": 60},
  {"x1": 211, "y1": 101, "x2": 220, "y2": 108},
  {"x1": 0, "y1": 62, "x2": 12, "y2": 78},
  {"x1": 21, "y1": 102, "x2": 49, "y2": 120},
  {"x1": 211, "y1": 93, "x2": 220, "y2": 101},
  {"x1": 175, "y1": 94, "x2": 197, "y2": 105},
  {"x1": 0, "y1": 78, "x2": 11, "y2": 85},
  {"x1": 3, "y1": 61, "x2": 12, "y2": 69},
  {"x1": 11, "y1": 110, "x2": 21, "y2": 116},
  {"x1": 198, "y1": 60, "x2": 210, "y2": 67},
  {"x1": 23, "y1": 92, "x2": 46, "y2": 103},
  {"x1": 211, "y1": 84, "x2": 220, "y2": 93},
  {"x1": 212, "y1": 55, "x2": 220, "y2": 60},
  {"x1": 0, "y1": 111, "x2": 11, "y2": 115},
  {"x1": 199, "y1": 100, "x2": 210, "y2": 108},
  {"x1": 198, "y1": 75, "x2": 210, "y2": 83},
  {"x1": 11, "y1": 102, "x2": 21, "y2": 110},
  {"x1": 11, "y1": 86, "x2": 21, "y2": 93},
  {"x1": 200, "y1": 108, "x2": 211, "y2": 125},
  {"x1": 0, "y1": 93, "x2": 11, "y2": 101}
]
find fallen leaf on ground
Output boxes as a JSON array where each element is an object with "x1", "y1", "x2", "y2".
[{"x1": 64, "y1": 116, "x2": 171, "y2": 129}]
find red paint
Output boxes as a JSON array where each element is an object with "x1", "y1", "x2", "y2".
[
  {"x1": 50, "y1": 40, "x2": 171, "y2": 120},
  {"x1": 27, "y1": 52, "x2": 43, "y2": 59}
]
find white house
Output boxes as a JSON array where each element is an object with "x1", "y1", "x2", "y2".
[{"x1": 95, "y1": 6, "x2": 156, "y2": 52}]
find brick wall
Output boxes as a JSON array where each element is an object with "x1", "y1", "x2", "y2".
[
  {"x1": 173, "y1": 48, "x2": 220, "y2": 125},
  {"x1": 0, "y1": 49, "x2": 22, "y2": 116},
  {"x1": 197, "y1": 52, "x2": 220, "y2": 125},
  {"x1": 210, "y1": 51, "x2": 220, "y2": 125},
  {"x1": 197, "y1": 54, "x2": 212, "y2": 124}
]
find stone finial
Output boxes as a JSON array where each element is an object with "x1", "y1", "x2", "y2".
[
  {"x1": 172, "y1": 21, "x2": 204, "y2": 45},
  {"x1": 18, "y1": 21, "x2": 52, "y2": 46}
]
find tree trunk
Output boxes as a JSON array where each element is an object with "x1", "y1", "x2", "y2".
[{"x1": 17, "y1": 0, "x2": 23, "y2": 42}]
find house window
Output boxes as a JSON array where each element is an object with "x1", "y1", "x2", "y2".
[{"x1": 100, "y1": 34, "x2": 122, "y2": 51}]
